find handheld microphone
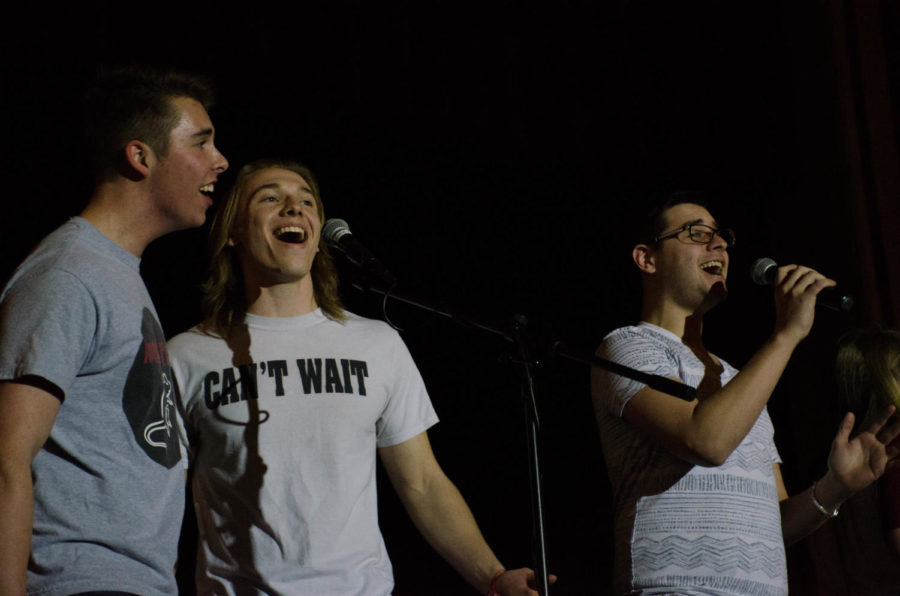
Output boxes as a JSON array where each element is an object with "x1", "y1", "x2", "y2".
[
  {"x1": 322, "y1": 219, "x2": 397, "y2": 288},
  {"x1": 750, "y1": 258, "x2": 853, "y2": 312}
]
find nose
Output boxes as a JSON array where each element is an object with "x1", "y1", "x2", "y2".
[
  {"x1": 708, "y1": 231, "x2": 728, "y2": 251},
  {"x1": 212, "y1": 145, "x2": 228, "y2": 173},
  {"x1": 282, "y1": 196, "x2": 304, "y2": 216}
]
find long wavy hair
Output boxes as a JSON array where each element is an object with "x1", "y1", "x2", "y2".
[
  {"x1": 835, "y1": 328, "x2": 900, "y2": 430},
  {"x1": 201, "y1": 158, "x2": 344, "y2": 337}
]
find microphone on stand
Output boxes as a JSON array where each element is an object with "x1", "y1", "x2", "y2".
[{"x1": 323, "y1": 219, "x2": 397, "y2": 288}]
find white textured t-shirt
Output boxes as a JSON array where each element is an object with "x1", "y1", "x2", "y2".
[{"x1": 594, "y1": 323, "x2": 787, "y2": 596}]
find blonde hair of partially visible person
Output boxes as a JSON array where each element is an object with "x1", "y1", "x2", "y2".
[
  {"x1": 201, "y1": 158, "x2": 344, "y2": 338},
  {"x1": 835, "y1": 328, "x2": 900, "y2": 430}
]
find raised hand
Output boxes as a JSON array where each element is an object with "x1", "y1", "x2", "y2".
[{"x1": 827, "y1": 405, "x2": 900, "y2": 496}]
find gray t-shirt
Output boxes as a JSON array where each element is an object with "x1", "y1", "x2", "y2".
[
  {"x1": 594, "y1": 323, "x2": 787, "y2": 596},
  {"x1": 0, "y1": 217, "x2": 184, "y2": 595}
]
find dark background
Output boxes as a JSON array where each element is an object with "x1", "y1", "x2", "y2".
[{"x1": 2, "y1": 1, "x2": 899, "y2": 594}]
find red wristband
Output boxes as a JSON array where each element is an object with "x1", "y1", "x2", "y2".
[{"x1": 487, "y1": 568, "x2": 505, "y2": 596}]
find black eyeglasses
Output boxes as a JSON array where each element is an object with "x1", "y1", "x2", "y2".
[{"x1": 653, "y1": 223, "x2": 736, "y2": 247}]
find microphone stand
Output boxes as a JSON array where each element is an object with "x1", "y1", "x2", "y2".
[
  {"x1": 351, "y1": 280, "x2": 552, "y2": 595},
  {"x1": 351, "y1": 281, "x2": 698, "y2": 595},
  {"x1": 510, "y1": 314, "x2": 551, "y2": 596}
]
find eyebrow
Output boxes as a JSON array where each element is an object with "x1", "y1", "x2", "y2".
[
  {"x1": 248, "y1": 182, "x2": 281, "y2": 196},
  {"x1": 679, "y1": 218, "x2": 720, "y2": 228},
  {"x1": 668, "y1": 218, "x2": 703, "y2": 229},
  {"x1": 190, "y1": 127, "x2": 214, "y2": 139},
  {"x1": 248, "y1": 182, "x2": 314, "y2": 196}
]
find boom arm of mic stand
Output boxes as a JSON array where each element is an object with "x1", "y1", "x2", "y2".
[
  {"x1": 552, "y1": 341, "x2": 697, "y2": 401},
  {"x1": 351, "y1": 280, "x2": 514, "y2": 341}
]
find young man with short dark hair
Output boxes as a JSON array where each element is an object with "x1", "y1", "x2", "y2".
[
  {"x1": 0, "y1": 67, "x2": 228, "y2": 595},
  {"x1": 592, "y1": 196, "x2": 899, "y2": 595}
]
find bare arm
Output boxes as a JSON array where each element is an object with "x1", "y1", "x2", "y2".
[
  {"x1": 772, "y1": 463, "x2": 831, "y2": 547},
  {"x1": 594, "y1": 265, "x2": 834, "y2": 466},
  {"x1": 0, "y1": 379, "x2": 60, "y2": 595},
  {"x1": 379, "y1": 432, "x2": 546, "y2": 595},
  {"x1": 611, "y1": 331, "x2": 800, "y2": 466},
  {"x1": 776, "y1": 466, "x2": 838, "y2": 546}
]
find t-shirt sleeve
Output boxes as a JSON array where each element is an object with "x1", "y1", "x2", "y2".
[
  {"x1": 168, "y1": 361, "x2": 191, "y2": 469},
  {"x1": 167, "y1": 332, "x2": 201, "y2": 465},
  {"x1": 375, "y1": 331, "x2": 439, "y2": 447},
  {"x1": 0, "y1": 268, "x2": 98, "y2": 399},
  {"x1": 596, "y1": 328, "x2": 677, "y2": 417}
]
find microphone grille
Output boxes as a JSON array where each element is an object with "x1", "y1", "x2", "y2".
[
  {"x1": 322, "y1": 218, "x2": 350, "y2": 244},
  {"x1": 750, "y1": 258, "x2": 777, "y2": 286}
]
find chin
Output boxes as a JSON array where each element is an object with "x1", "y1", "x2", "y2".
[
  {"x1": 172, "y1": 209, "x2": 208, "y2": 230},
  {"x1": 275, "y1": 267, "x2": 313, "y2": 283},
  {"x1": 710, "y1": 281, "x2": 728, "y2": 302}
]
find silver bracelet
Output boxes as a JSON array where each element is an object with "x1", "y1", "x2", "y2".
[{"x1": 811, "y1": 481, "x2": 840, "y2": 518}]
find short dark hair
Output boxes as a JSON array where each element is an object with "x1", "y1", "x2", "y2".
[
  {"x1": 638, "y1": 190, "x2": 710, "y2": 245},
  {"x1": 82, "y1": 66, "x2": 215, "y2": 182}
]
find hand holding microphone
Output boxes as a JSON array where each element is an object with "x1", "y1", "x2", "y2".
[
  {"x1": 750, "y1": 258, "x2": 853, "y2": 312},
  {"x1": 751, "y1": 257, "x2": 852, "y2": 345}
]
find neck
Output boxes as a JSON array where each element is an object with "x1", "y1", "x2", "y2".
[
  {"x1": 244, "y1": 276, "x2": 318, "y2": 318},
  {"x1": 641, "y1": 298, "x2": 706, "y2": 349},
  {"x1": 81, "y1": 182, "x2": 166, "y2": 257}
]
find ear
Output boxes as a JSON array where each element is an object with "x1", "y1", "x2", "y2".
[
  {"x1": 124, "y1": 140, "x2": 153, "y2": 178},
  {"x1": 633, "y1": 243, "x2": 657, "y2": 274}
]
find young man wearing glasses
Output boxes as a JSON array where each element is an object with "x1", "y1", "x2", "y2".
[{"x1": 591, "y1": 194, "x2": 899, "y2": 595}]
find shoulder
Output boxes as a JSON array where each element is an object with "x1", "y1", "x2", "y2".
[
  {"x1": 593, "y1": 324, "x2": 686, "y2": 411},
  {"x1": 337, "y1": 311, "x2": 403, "y2": 342},
  {"x1": 5, "y1": 220, "x2": 132, "y2": 295},
  {"x1": 4, "y1": 261, "x2": 90, "y2": 301},
  {"x1": 167, "y1": 325, "x2": 230, "y2": 367},
  {"x1": 604, "y1": 323, "x2": 677, "y2": 343},
  {"x1": 334, "y1": 313, "x2": 416, "y2": 369},
  {"x1": 2, "y1": 244, "x2": 98, "y2": 318},
  {"x1": 602, "y1": 325, "x2": 646, "y2": 343},
  {"x1": 340, "y1": 310, "x2": 394, "y2": 330},
  {"x1": 600, "y1": 324, "x2": 676, "y2": 359},
  {"x1": 32, "y1": 219, "x2": 108, "y2": 266},
  {"x1": 168, "y1": 325, "x2": 220, "y2": 354}
]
